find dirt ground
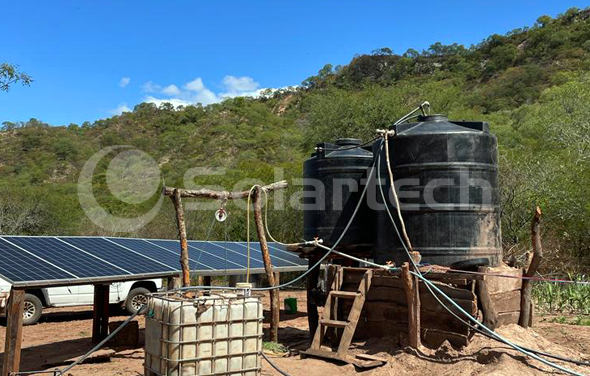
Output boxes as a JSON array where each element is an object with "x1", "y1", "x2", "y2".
[{"x1": 1, "y1": 290, "x2": 589, "y2": 376}]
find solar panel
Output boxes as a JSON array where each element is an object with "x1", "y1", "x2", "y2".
[
  {"x1": 0, "y1": 238, "x2": 75, "y2": 283},
  {"x1": 233, "y1": 242, "x2": 303, "y2": 267},
  {"x1": 0, "y1": 236, "x2": 309, "y2": 288},
  {"x1": 6, "y1": 236, "x2": 130, "y2": 278},
  {"x1": 105, "y1": 238, "x2": 200, "y2": 271},
  {"x1": 193, "y1": 241, "x2": 265, "y2": 268},
  {"x1": 62, "y1": 237, "x2": 175, "y2": 274},
  {"x1": 146, "y1": 240, "x2": 244, "y2": 271}
]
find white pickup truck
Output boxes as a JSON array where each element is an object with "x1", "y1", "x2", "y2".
[{"x1": 0, "y1": 277, "x2": 162, "y2": 325}]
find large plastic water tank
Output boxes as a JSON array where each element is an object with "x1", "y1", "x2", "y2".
[
  {"x1": 374, "y1": 115, "x2": 502, "y2": 267},
  {"x1": 303, "y1": 138, "x2": 373, "y2": 247}
]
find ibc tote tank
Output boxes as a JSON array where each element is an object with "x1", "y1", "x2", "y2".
[{"x1": 374, "y1": 115, "x2": 502, "y2": 267}]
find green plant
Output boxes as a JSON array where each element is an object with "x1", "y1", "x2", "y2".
[{"x1": 263, "y1": 341, "x2": 288, "y2": 354}]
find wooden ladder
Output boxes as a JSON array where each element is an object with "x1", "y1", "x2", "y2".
[{"x1": 304, "y1": 267, "x2": 373, "y2": 363}]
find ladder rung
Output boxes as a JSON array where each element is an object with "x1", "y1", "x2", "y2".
[
  {"x1": 320, "y1": 319, "x2": 348, "y2": 328},
  {"x1": 330, "y1": 291, "x2": 359, "y2": 299}
]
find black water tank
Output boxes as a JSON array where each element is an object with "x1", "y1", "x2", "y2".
[
  {"x1": 374, "y1": 115, "x2": 502, "y2": 267},
  {"x1": 303, "y1": 138, "x2": 373, "y2": 247}
]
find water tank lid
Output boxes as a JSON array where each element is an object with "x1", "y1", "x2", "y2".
[
  {"x1": 417, "y1": 114, "x2": 448, "y2": 122},
  {"x1": 394, "y1": 114, "x2": 483, "y2": 135},
  {"x1": 334, "y1": 138, "x2": 362, "y2": 146}
]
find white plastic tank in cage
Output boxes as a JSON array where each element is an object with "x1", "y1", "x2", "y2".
[{"x1": 144, "y1": 289, "x2": 263, "y2": 376}]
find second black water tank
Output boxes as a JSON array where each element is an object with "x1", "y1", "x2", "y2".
[
  {"x1": 374, "y1": 115, "x2": 502, "y2": 267},
  {"x1": 303, "y1": 138, "x2": 373, "y2": 247}
]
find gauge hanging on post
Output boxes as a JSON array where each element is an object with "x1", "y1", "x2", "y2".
[{"x1": 215, "y1": 199, "x2": 228, "y2": 222}]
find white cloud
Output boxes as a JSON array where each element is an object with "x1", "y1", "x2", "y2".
[
  {"x1": 222, "y1": 75, "x2": 259, "y2": 92},
  {"x1": 137, "y1": 76, "x2": 289, "y2": 109},
  {"x1": 184, "y1": 78, "x2": 205, "y2": 92},
  {"x1": 141, "y1": 81, "x2": 161, "y2": 93},
  {"x1": 119, "y1": 77, "x2": 131, "y2": 88},
  {"x1": 162, "y1": 84, "x2": 181, "y2": 96},
  {"x1": 144, "y1": 96, "x2": 193, "y2": 108},
  {"x1": 110, "y1": 103, "x2": 131, "y2": 115}
]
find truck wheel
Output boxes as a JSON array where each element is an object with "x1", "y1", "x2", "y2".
[
  {"x1": 23, "y1": 294, "x2": 43, "y2": 325},
  {"x1": 125, "y1": 287, "x2": 150, "y2": 314}
]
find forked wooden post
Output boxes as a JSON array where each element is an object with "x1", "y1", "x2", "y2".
[
  {"x1": 520, "y1": 206, "x2": 543, "y2": 328},
  {"x1": 401, "y1": 262, "x2": 421, "y2": 349},
  {"x1": 92, "y1": 284, "x2": 110, "y2": 344},
  {"x1": 2, "y1": 289, "x2": 25, "y2": 376},
  {"x1": 164, "y1": 181, "x2": 288, "y2": 290},
  {"x1": 252, "y1": 186, "x2": 280, "y2": 342}
]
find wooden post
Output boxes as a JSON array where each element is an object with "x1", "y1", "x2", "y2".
[
  {"x1": 519, "y1": 206, "x2": 543, "y2": 328},
  {"x1": 228, "y1": 275, "x2": 238, "y2": 287},
  {"x1": 92, "y1": 284, "x2": 110, "y2": 344},
  {"x1": 171, "y1": 189, "x2": 191, "y2": 288},
  {"x1": 252, "y1": 186, "x2": 279, "y2": 342},
  {"x1": 274, "y1": 271, "x2": 281, "y2": 317},
  {"x1": 401, "y1": 262, "x2": 420, "y2": 349},
  {"x1": 476, "y1": 271, "x2": 498, "y2": 330},
  {"x1": 2, "y1": 289, "x2": 25, "y2": 376},
  {"x1": 307, "y1": 256, "x2": 321, "y2": 337},
  {"x1": 203, "y1": 276, "x2": 212, "y2": 286},
  {"x1": 166, "y1": 276, "x2": 182, "y2": 291}
]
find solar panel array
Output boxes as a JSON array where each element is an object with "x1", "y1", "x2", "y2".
[{"x1": 0, "y1": 236, "x2": 307, "y2": 287}]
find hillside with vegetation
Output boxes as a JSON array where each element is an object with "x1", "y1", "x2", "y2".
[{"x1": 1, "y1": 7, "x2": 589, "y2": 275}]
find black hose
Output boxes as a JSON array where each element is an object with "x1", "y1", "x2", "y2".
[{"x1": 262, "y1": 352, "x2": 293, "y2": 376}]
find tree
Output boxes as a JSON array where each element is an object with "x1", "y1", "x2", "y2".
[{"x1": 0, "y1": 63, "x2": 33, "y2": 92}]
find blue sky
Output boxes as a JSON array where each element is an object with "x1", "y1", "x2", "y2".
[{"x1": 1, "y1": 1, "x2": 587, "y2": 126}]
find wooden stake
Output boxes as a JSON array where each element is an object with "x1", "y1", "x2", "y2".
[
  {"x1": 306, "y1": 256, "x2": 321, "y2": 337},
  {"x1": 171, "y1": 189, "x2": 191, "y2": 288},
  {"x1": 92, "y1": 284, "x2": 110, "y2": 344},
  {"x1": 2, "y1": 289, "x2": 25, "y2": 376},
  {"x1": 401, "y1": 262, "x2": 420, "y2": 349},
  {"x1": 252, "y1": 186, "x2": 279, "y2": 342},
  {"x1": 476, "y1": 270, "x2": 499, "y2": 330},
  {"x1": 519, "y1": 206, "x2": 543, "y2": 328}
]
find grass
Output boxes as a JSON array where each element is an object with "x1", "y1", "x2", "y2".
[
  {"x1": 534, "y1": 273, "x2": 590, "y2": 326},
  {"x1": 533, "y1": 274, "x2": 590, "y2": 315},
  {"x1": 263, "y1": 341, "x2": 288, "y2": 354}
]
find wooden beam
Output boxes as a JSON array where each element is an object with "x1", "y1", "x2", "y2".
[
  {"x1": 163, "y1": 180, "x2": 288, "y2": 200},
  {"x1": 401, "y1": 263, "x2": 420, "y2": 349},
  {"x1": 170, "y1": 189, "x2": 191, "y2": 288},
  {"x1": 520, "y1": 206, "x2": 543, "y2": 328},
  {"x1": 252, "y1": 186, "x2": 279, "y2": 342},
  {"x1": 2, "y1": 289, "x2": 25, "y2": 376},
  {"x1": 92, "y1": 284, "x2": 110, "y2": 344}
]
